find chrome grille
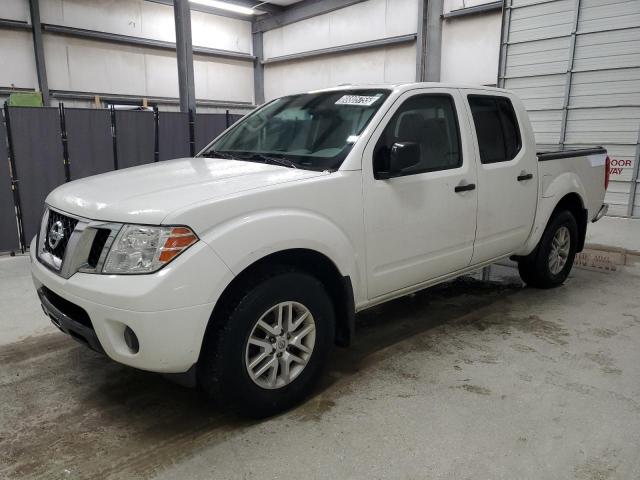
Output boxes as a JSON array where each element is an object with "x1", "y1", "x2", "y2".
[
  {"x1": 37, "y1": 207, "x2": 121, "y2": 278},
  {"x1": 43, "y1": 210, "x2": 78, "y2": 261}
]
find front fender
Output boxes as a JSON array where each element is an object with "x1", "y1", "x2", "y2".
[
  {"x1": 516, "y1": 172, "x2": 586, "y2": 256},
  {"x1": 199, "y1": 208, "x2": 364, "y2": 298}
]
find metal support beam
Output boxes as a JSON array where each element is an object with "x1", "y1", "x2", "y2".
[
  {"x1": 442, "y1": 1, "x2": 502, "y2": 18},
  {"x1": 253, "y1": 0, "x2": 368, "y2": 33},
  {"x1": 41, "y1": 23, "x2": 254, "y2": 61},
  {"x1": 0, "y1": 18, "x2": 30, "y2": 30},
  {"x1": 28, "y1": 0, "x2": 50, "y2": 105},
  {"x1": 262, "y1": 34, "x2": 416, "y2": 65},
  {"x1": 252, "y1": 31, "x2": 265, "y2": 105},
  {"x1": 497, "y1": 0, "x2": 513, "y2": 87},
  {"x1": 3, "y1": 102, "x2": 27, "y2": 253},
  {"x1": 416, "y1": 0, "x2": 428, "y2": 81},
  {"x1": 425, "y1": 0, "x2": 444, "y2": 82},
  {"x1": 558, "y1": 0, "x2": 581, "y2": 148},
  {"x1": 173, "y1": 0, "x2": 197, "y2": 114},
  {"x1": 627, "y1": 128, "x2": 640, "y2": 217}
]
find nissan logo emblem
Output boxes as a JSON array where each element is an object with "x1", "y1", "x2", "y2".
[{"x1": 48, "y1": 220, "x2": 65, "y2": 250}]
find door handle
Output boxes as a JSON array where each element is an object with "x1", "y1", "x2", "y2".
[
  {"x1": 454, "y1": 183, "x2": 476, "y2": 193},
  {"x1": 517, "y1": 173, "x2": 533, "y2": 181}
]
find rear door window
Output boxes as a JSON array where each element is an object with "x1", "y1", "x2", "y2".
[{"x1": 468, "y1": 95, "x2": 522, "y2": 164}]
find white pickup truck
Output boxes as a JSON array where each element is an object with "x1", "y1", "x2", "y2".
[{"x1": 31, "y1": 83, "x2": 609, "y2": 416}]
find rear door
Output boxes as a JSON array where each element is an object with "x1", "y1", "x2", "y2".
[
  {"x1": 463, "y1": 91, "x2": 538, "y2": 263},
  {"x1": 362, "y1": 88, "x2": 478, "y2": 299}
]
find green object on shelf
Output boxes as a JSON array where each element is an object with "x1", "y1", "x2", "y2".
[{"x1": 7, "y1": 91, "x2": 44, "y2": 107}]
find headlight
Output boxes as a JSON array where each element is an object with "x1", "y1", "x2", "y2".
[{"x1": 102, "y1": 225, "x2": 198, "y2": 274}]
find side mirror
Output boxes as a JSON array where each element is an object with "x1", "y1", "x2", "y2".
[{"x1": 376, "y1": 142, "x2": 421, "y2": 179}]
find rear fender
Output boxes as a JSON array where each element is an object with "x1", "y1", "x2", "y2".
[{"x1": 516, "y1": 172, "x2": 586, "y2": 256}]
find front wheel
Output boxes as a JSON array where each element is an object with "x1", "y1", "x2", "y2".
[
  {"x1": 198, "y1": 268, "x2": 335, "y2": 418},
  {"x1": 518, "y1": 210, "x2": 578, "y2": 289}
]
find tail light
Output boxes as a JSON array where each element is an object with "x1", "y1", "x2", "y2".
[{"x1": 604, "y1": 155, "x2": 610, "y2": 191}]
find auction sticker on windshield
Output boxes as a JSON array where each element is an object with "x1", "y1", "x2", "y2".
[{"x1": 335, "y1": 94, "x2": 382, "y2": 106}]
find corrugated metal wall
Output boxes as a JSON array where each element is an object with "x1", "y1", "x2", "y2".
[{"x1": 499, "y1": 0, "x2": 640, "y2": 217}]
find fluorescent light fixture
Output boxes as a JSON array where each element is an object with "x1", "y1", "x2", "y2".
[{"x1": 189, "y1": 0, "x2": 256, "y2": 15}]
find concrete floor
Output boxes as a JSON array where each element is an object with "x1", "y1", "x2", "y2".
[
  {"x1": 1, "y1": 256, "x2": 640, "y2": 479},
  {"x1": 586, "y1": 216, "x2": 640, "y2": 253}
]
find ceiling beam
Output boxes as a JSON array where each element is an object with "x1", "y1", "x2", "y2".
[{"x1": 253, "y1": 0, "x2": 368, "y2": 33}]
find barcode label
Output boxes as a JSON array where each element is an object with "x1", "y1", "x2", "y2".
[{"x1": 335, "y1": 95, "x2": 381, "y2": 106}]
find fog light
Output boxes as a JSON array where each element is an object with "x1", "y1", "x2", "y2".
[{"x1": 124, "y1": 326, "x2": 139, "y2": 353}]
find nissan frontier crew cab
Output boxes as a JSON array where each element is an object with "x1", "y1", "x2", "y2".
[{"x1": 31, "y1": 83, "x2": 609, "y2": 417}]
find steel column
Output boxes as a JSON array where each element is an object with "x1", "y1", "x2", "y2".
[
  {"x1": 416, "y1": 0, "x2": 428, "y2": 82},
  {"x1": 153, "y1": 106, "x2": 160, "y2": 163},
  {"x1": 173, "y1": 0, "x2": 197, "y2": 114},
  {"x1": 59, "y1": 103, "x2": 71, "y2": 181},
  {"x1": 3, "y1": 103, "x2": 26, "y2": 252},
  {"x1": 109, "y1": 106, "x2": 119, "y2": 170},
  {"x1": 188, "y1": 109, "x2": 196, "y2": 157},
  {"x1": 497, "y1": 0, "x2": 513, "y2": 88},
  {"x1": 253, "y1": 31, "x2": 265, "y2": 105},
  {"x1": 558, "y1": 0, "x2": 582, "y2": 148},
  {"x1": 28, "y1": 0, "x2": 50, "y2": 106},
  {"x1": 627, "y1": 128, "x2": 640, "y2": 217},
  {"x1": 425, "y1": 0, "x2": 444, "y2": 82}
]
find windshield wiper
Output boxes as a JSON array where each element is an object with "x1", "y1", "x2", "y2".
[
  {"x1": 260, "y1": 154, "x2": 298, "y2": 169},
  {"x1": 200, "y1": 150, "x2": 238, "y2": 160},
  {"x1": 234, "y1": 152, "x2": 298, "y2": 169}
]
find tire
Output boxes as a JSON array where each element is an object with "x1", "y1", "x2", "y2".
[
  {"x1": 198, "y1": 267, "x2": 335, "y2": 418},
  {"x1": 518, "y1": 210, "x2": 578, "y2": 289}
]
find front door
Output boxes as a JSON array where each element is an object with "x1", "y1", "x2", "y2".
[{"x1": 362, "y1": 89, "x2": 479, "y2": 299}]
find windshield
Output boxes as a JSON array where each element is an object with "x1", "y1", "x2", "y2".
[{"x1": 200, "y1": 89, "x2": 391, "y2": 171}]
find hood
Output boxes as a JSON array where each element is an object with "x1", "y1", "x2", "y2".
[{"x1": 46, "y1": 157, "x2": 326, "y2": 225}]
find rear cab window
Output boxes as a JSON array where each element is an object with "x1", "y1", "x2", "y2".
[{"x1": 467, "y1": 95, "x2": 522, "y2": 164}]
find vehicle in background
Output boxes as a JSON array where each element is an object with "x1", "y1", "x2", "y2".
[{"x1": 31, "y1": 83, "x2": 609, "y2": 417}]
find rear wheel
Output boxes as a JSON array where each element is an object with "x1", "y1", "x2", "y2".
[
  {"x1": 518, "y1": 210, "x2": 578, "y2": 289},
  {"x1": 198, "y1": 268, "x2": 335, "y2": 418}
]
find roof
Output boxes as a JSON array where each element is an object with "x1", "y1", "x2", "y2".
[{"x1": 308, "y1": 82, "x2": 508, "y2": 94}]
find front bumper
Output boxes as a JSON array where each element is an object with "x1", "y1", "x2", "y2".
[
  {"x1": 30, "y1": 237, "x2": 234, "y2": 373},
  {"x1": 38, "y1": 286, "x2": 105, "y2": 354}
]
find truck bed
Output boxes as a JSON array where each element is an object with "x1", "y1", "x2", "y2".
[
  {"x1": 536, "y1": 146, "x2": 608, "y2": 223},
  {"x1": 537, "y1": 146, "x2": 607, "y2": 162}
]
